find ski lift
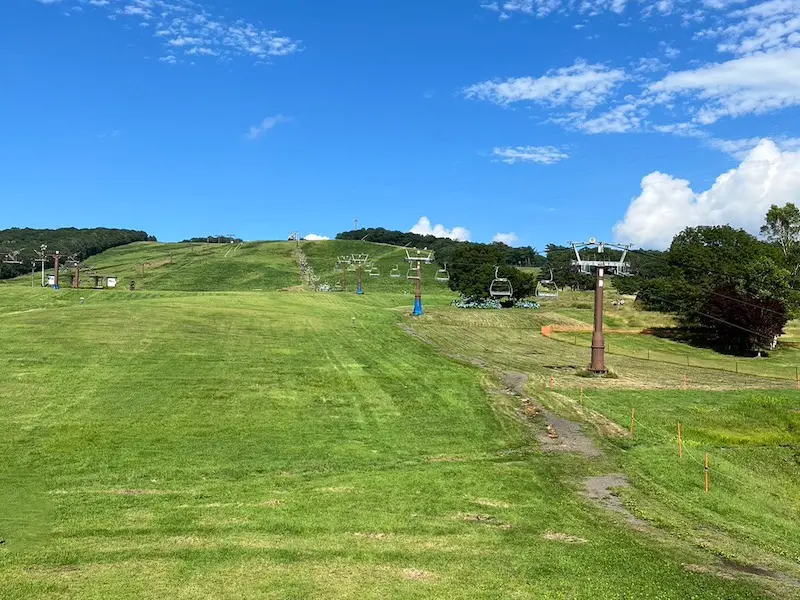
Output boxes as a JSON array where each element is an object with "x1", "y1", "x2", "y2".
[
  {"x1": 406, "y1": 265, "x2": 420, "y2": 280},
  {"x1": 404, "y1": 248, "x2": 433, "y2": 264},
  {"x1": 369, "y1": 266, "x2": 380, "y2": 277},
  {"x1": 535, "y1": 269, "x2": 559, "y2": 299},
  {"x1": 390, "y1": 265, "x2": 401, "y2": 278},
  {"x1": 489, "y1": 266, "x2": 513, "y2": 299},
  {"x1": 435, "y1": 263, "x2": 450, "y2": 283}
]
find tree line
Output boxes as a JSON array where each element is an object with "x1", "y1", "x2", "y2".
[
  {"x1": 620, "y1": 206, "x2": 800, "y2": 354},
  {"x1": 364, "y1": 205, "x2": 800, "y2": 355},
  {"x1": 0, "y1": 227, "x2": 154, "y2": 280},
  {"x1": 336, "y1": 227, "x2": 545, "y2": 269}
]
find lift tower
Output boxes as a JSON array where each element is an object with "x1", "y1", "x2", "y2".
[{"x1": 571, "y1": 239, "x2": 631, "y2": 374}]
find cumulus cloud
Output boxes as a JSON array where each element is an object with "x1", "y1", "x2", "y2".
[
  {"x1": 464, "y1": 60, "x2": 627, "y2": 111},
  {"x1": 246, "y1": 115, "x2": 289, "y2": 140},
  {"x1": 493, "y1": 232, "x2": 519, "y2": 245},
  {"x1": 492, "y1": 145, "x2": 568, "y2": 164},
  {"x1": 303, "y1": 234, "x2": 330, "y2": 241},
  {"x1": 613, "y1": 139, "x2": 800, "y2": 248},
  {"x1": 410, "y1": 217, "x2": 472, "y2": 241}
]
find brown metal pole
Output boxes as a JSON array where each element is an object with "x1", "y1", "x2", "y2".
[
  {"x1": 590, "y1": 267, "x2": 606, "y2": 373},
  {"x1": 341, "y1": 263, "x2": 347, "y2": 291},
  {"x1": 73, "y1": 265, "x2": 80, "y2": 288},
  {"x1": 415, "y1": 262, "x2": 421, "y2": 299}
]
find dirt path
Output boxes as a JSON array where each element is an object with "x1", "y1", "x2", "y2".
[
  {"x1": 583, "y1": 474, "x2": 647, "y2": 528},
  {"x1": 502, "y1": 372, "x2": 603, "y2": 458}
]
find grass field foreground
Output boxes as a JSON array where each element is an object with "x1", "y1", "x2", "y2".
[{"x1": 0, "y1": 285, "x2": 774, "y2": 599}]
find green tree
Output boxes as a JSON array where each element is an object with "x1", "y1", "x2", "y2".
[
  {"x1": 645, "y1": 225, "x2": 795, "y2": 354},
  {"x1": 761, "y1": 203, "x2": 800, "y2": 258},
  {"x1": 448, "y1": 244, "x2": 535, "y2": 300}
]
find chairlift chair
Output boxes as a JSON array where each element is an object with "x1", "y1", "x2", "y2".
[
  {"x1": 406, "y1": 266, "x2": 420, "y2": 280},
  {"x1": 535, "y1": 269, "x2": 559, "y2": 299},
  {"x1": 435, "y1": 263, "x2": 450, "y2": 283},
  {"x1": 390, "y1": 265, "x2": 401, "y2": 278},
  {"x1": 489, "y1": 266, "x2": 513, "y2": 299},
  {"x1": 369, "y1": 266, "x2": 380, "y2": 277}
]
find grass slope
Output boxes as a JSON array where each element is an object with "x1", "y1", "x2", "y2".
[
  {"x1": 24, "y1": 239, "x2": 452, "y2": 296},
  {"x1": 0, "y1": 287, "x2": 767, "y2": 599},
  {"x1": 410, "y1": 303, "x2": 800, "y2": 596},
  {"x1": 300, "y1": 240, "x2": 451, "y2": 293}
]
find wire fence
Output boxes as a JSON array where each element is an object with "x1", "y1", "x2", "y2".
[
  {"x1": 571, "y1": 388, "x2": 769, "y2": 497},
  {"x1": 547, "y1": 329, "x2": 800, "y2": 383}
]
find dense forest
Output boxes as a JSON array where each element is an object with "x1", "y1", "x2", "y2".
[
  {"x1": 336, "y1": 227, "x2": 545, "y2": 268},
  {"x1": 0, "y1": 227, "x2": 154, "y2": 279},
  {"x1": 180, "y1": 235, "x2": 243, "y2": 244}
]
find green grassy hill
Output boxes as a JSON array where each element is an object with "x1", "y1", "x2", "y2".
[
  {"x1": 0, "y1": 287, "x2": 770, "y2": 600},
  {"x1": 301, "y1": 240, "x2": 450, "y2": 293},
  {"x1": 37, "y1": 240, "x2": 452, "y2": 294},
  {"x1": 77, "y1": 241, "x2": 299, "y2": 291},
  {"x1": 1, "y1": 238, "x2": 797, "y2": 598}
]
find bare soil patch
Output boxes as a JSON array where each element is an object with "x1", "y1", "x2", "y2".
[
  {"x1": 401, "y1": 568, "x2": 437, "y2": 581},
  {"x1": 472, "y1": 498, "x2": 511, "y2": 509},
  {"x1": 456, "y1": 513, "x2": 512, "y2": 530},
  {"x1": 501, "y1": 372, "x2": 529, "y2": 395},
  {"x1": 542, "y1": 532, "x2": 588, "y2": 544},
  {"x1": 583, "y1": 474, "x2": 646, "y2": 528}
]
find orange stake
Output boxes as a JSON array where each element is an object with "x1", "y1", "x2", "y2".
[
  {"x1": 630, "y1": 407, "x2": 635, "y2": 436},
  {"x1": 677, "y1": 423, "x2": 683, "y2": 459},
  {"x1": 549, "y1": 376, "x2": 555, "y2": 390},
  {"x1": 704, "y1": 453, "x2": 710, "y2": 493},
  {"x1": 580, "y1": 385, "x2": 584, "y2": 405}
]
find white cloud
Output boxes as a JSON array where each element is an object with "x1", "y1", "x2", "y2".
[
  {"x1": 481, "y1": 0, "x2": 629, "y2": 18},
  {"x1": 303, "y1": 234, "x2": 330, "y2": 241},
  {"x1": 648, "y1": 48, "x2": 800, "y2": 123},
  {"x1": 564, "y1": 101, "x2": 646, "y2": 133},
  {"x1": 659, "y1": 41, "x2": 681, "y2": 58},
  {"x1": 633, "y1": 57, "x2": 669, "y2": 73},
  {"x1": 701, "y1": 0, "x2": 800, "y2": 56},
  {"x1": 492, "y1": 145, "x2": 568, "y2": 164},
  {"x1": 36, "y1": 0, "x2": 301, "y2": 63},
  {"x1": 464, "y1": 60, "x2": 627, "y2": 111},
  {"x1": 246, "y1": 115, "x2": 288, "y2": 140},
  {"x1": 410, "y1": 217, "x2": 472, "y2": 241},
  {"x1": 493, "y1": 232, "x2": 520, "y2": 245},
  {"x1": 709, "y1": 135, "x2": 800, "y2": 158},
  {"x1": 614, "y1": 139, "x2": 800, "y2": 248}
]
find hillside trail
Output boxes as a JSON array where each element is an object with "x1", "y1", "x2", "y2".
[{"x1": 404, "y1": 323, "x2": 800, "y2": 593}]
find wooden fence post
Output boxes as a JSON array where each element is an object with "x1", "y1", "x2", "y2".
[{"x1": 630, "y1": 408, "x2": 635, "y2": 436}]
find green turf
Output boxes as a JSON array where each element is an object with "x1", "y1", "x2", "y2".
[
  {"x1": 565, "y1": 388, "x2": 800, "y2": 577},
  {"x1": 0, "y1": 287, "x2": 770, "y2": 599},
  {"x1": 1, "y1": 243, "x2": 797, "y2": 598},
  {"x1": 300, "y1": 240, "x2": 451, "y2": 293},
  {"x1": 73, "y1": 241, "x2": 301, "y2": 291}
]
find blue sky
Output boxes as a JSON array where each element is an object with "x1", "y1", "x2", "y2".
[{"x1": 2, "y1": 0, "x2": 799, "y2": 248}]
